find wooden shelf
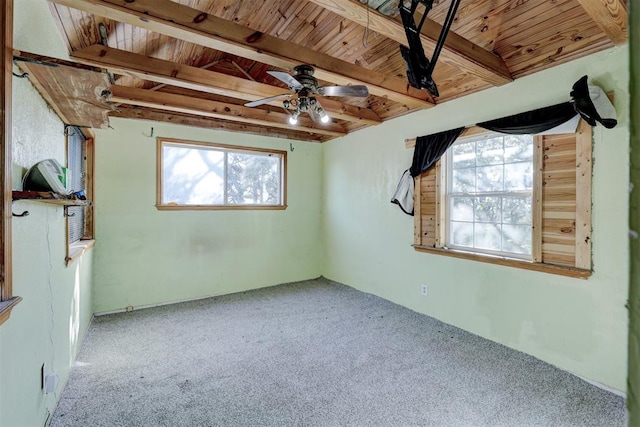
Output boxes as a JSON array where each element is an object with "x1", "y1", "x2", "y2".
[{"x1": 12, "y1": 191, "x2": 91, "y2": 206}]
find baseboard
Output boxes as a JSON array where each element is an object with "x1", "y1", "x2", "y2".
[
  {"x1": 93, "y1": 277, "x2": 323, "y2": 316},
  {"x1": 94, "y1": 293, "x2": 226, "y2": 316},
  {"x1": 575, "y1": 373, "x2": 626, "y2": 398}
]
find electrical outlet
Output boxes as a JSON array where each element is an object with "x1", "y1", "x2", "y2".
[
  {"x1": 126, "y1": 305, "x2": 134, "y2": 312},
  {"x1": 421, "y1": 284, "x2": 428, "y2": 296}
]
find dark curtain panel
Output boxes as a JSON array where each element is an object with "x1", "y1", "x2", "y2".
[
  {"x1": 477, "y1": 102, "x2": 577, "y2": 135},
  {"x1": 409, "y1": 127, "x2": 465, "y2": 177}
]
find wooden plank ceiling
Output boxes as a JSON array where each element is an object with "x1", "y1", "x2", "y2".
[{"x1": 31, "y1": 0, "x2": 626, "y2": 142}]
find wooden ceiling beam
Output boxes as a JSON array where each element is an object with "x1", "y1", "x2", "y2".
[
  {"x1": 574, "y1": 0, "x2": 628, "y2": 46},
  {"x1": 49, "y1": 0, "x2": 434, "y2": 108},
  {"x1": 70, "y1": 45, "x2": 381, "y2": 125},
  {"x1": 110, "y1": 106, "x2": 327, "y2": 142},
  {"x1": 110, "y1": 86, "x2": 347, "y2": 138},
  {"x1": 308, "y1": 0, "x2": 512, "y2": 86}
]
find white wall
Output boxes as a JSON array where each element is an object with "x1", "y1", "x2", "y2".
[
  {"x1": 92, "y1": 119, "x2": 323, "y2": 313},
  {"x1": 0, "y1": 2, "x2": 93, "y2": 425},
  {"x1": 322, "y1": 46, "x2": 629, "y2": 392}
]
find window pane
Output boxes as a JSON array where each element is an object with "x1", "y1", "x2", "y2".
[
  {"x1": 452, "y1": 141, "x2": 475, "y2": 168},
  {"x1": 504, "y1": 162, "x2": 533, "y2": 191},
  {"x1": 68, "y1": 128, "x2": 86, "y2": 244},
  {"x1": 162, "y1": 145, "x2": 224, "y2": 205},
  {"x1": 451, "y1": 197, "x2": 474, "y2": 221},
  {"x1": 504, "y1": 135, "x2": 533, "y2": 163},
  {"x1": 474, "y1": 223, "x2": 502, "y2": 251},
  {"x1": 446, "y1": 134, "x2": 533, "y2": 259},
  {"x1": 502, "y1": 225, "x2": 532, "y2": 254},
  {"x1": 452, "y1": 167, "x2": 475, "y2": 193},
  {"x1": 227, "y1": 153, "x2": 281, "y2": 205},
  {"x1": 475, "y1": 196, "x2": 501, "y2": 223},
  {"x1": 451, "y1": 221, "x2": 473, "y2": 248},
  {"x1": 476, "y1": 137, "x2": 503, "y2": 166},
  {"x1": 502, "y1": 197, "x2": 531, "y2": 225},
  {"x1": 476, "y1": 165, "x2": 503, "y2": 192}
]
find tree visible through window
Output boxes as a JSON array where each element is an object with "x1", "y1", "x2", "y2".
[
  {"x1": 158, "y1": 138, "x2": 286, "y2": 209},
  {"x1": 447, "y1": 134, "x2": 533, "y2": 258}
]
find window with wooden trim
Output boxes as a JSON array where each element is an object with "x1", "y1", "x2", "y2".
[
  {"x1": 157, "y1": 138, "x2": 287, "y2": 210},
  {"x1": 414, "y1": 120, "x2": 592, "y2": 278},
  {"x1": 66, "y1": 127, "x2": 95, "y2": 264}
]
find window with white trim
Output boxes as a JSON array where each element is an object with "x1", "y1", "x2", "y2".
[
  {"x1": 446, "y1": 133, "x2": 533, "y2": 259},
  {"x1": 157, "y1": 138, "x2": 287, "y2": 209}
]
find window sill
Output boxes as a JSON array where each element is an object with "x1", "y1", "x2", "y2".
[
  {"x1": 413, "y1": 245, "x2": 591, "y2": 279},
  {"x1": 156, "y1": 205, "x2": 287, "y2": 211},
  {"x1": 66, "y1": 239, "x2": 95, "y2": 266},
  {"x1": 0, "y1": 296, "x2": 23, "y2": 327}
]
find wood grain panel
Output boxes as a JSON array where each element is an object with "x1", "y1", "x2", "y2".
[
  {"x1": 540, "y1": 131, "x2": 581, "y2": 268},
  {"x1": 417, "y1": 166, "x2": 438, "y2": 247},
  {"x1": 16, "y1": 61, "x2": 113, "y2": 128},
  {"x1": 1, "y1": 0, "x2": 12, "y2": 304},
  {"x1": 575, "y1": 0, "x2": 628, "y2": 46}
]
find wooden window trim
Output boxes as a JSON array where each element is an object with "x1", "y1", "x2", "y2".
[
  {"x1": 65, "y1": 127, "x2": 95, "y2": 266},
  {"x1": 413, "y1": 245, "x2": 591, "y2": 279},
  {"x1": 0, "y1": 0, "x2": 21, "y2": 326},
  {"x1": 413, "y1": 122, "x2": 593, "y2": 279},
  {"x1": 156, "y1": 137, "x2": 288, "y2": 210}
]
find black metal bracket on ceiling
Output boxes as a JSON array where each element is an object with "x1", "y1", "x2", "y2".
[{"x1": 398, "y1": 0, "x2": 461, "y2": 98}]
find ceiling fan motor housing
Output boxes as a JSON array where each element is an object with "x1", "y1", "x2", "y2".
[{"x1": 293, "y1": 65, "x2": 319, "y2": 92}]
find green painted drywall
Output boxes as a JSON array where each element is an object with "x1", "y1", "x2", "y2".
[
  {"x1": 629, "y1": 2, "x2": 639, "y2": 424},
  {"x1": 92, "y1": 119, "x2": 323, "y2": 313},
  {"x1": 0, "y1": 2, "x2": 94, "y2": 425},
  {"x1": 322, "y1": 47, "x2": 630, "y2": 393},
  {"x1": 0, "y1": 59, "x2": 94, "y2": 427}
]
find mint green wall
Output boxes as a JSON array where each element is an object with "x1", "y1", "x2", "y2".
[
  {"x1": 0, "y1": 2, "x2": 94, "y2": 425},
  {"x1": 628, "y1": 1, "x2": 639, "y2": 422},
  {"x1": 322, "y1": 47, "x2": 629, "y2": 392},
  {"x1": 92, "y1": 119, "x2": 323, "y2": 313}
]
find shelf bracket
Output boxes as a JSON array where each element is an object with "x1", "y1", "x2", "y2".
[
  {"x1": 63, "y1": 206, "x2": 76, "y2": 217},
  {"x1": 12, "y1": 210, "x2": 29, "y2": 217}
]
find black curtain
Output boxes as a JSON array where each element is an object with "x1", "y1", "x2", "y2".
[
  {"x1": 477, "y1": 102, "x2": 577, "y2": 135},
  {"x1": 409, "y1": 127, "x2": 465, "y2": 177}
]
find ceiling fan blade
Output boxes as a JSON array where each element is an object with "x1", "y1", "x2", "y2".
[
  {"x1": 267, "y1": 71, "x2": 304, "y2": 91},
  {"x1": 317, "y1": 85, "x2": 369, "y2": 97},
  {"x1": 244, "y1": 93, "x2": 292, "y2": 108}
]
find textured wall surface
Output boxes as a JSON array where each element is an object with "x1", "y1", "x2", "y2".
[
  {"x1": 0, "y1": 2, "x2": 94, "y2": 425},
  {"x1": 92, "y1": 119, "x2": 323, "y2": 313},
  {"x1": 0, "y1": 70, "x2": 94, "y2": 427},
  {"x1": 322, "y1": 46, "x2": 630, "y2": 392}
]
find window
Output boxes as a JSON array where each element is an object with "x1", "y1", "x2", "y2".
[
  {"x1": 446, "y1": 134, "x2": 533, "y2": 259},
  {"x1": 66, "y1": 127, "x2": 95, "y2": 264},
  {"x1": 157, "y1": 138, "x2": 287, "y2": 210},
  {"x1": 414, "y1": 121, "x2": 592, "y2": 278}
]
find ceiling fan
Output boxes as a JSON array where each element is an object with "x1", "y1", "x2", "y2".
[{"x1": 244, "y1": 65, "x2": 369, "y2": 125}]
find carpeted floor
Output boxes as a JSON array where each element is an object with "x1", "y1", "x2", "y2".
[{"x1": 52, "y1": 278, "x2": 626, "y2": 427}]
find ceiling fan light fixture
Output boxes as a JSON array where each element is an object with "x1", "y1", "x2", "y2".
[
  {"x1": 320, "y1": 112, "x2": 330, "y2": 124},
  {"x1": 288, "y1": 113, "x2": 299, "y2": 125}
]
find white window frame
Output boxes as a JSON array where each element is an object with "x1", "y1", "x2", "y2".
[
  {"x1": 444, "y1": 132, "x2": 534, "y2": 260},
  {"x1": 156, "y1": 138, "x2": 287, "y2": 210}
]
